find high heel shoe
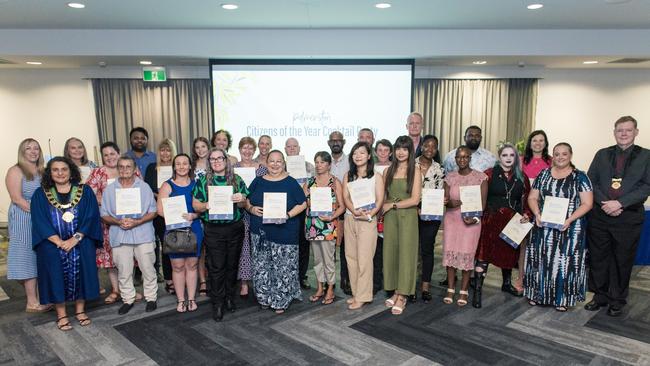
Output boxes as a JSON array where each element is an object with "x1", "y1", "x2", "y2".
[
  {"x1": 457, "y1": 290, "x2": 469, "y2": 307},
  {"x1": 443, "y1": 289, "x2": 455, "y2": 304}
]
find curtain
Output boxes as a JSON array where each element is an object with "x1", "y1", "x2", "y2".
[
  {"x1": 413, "y1": 78, "x2": 538, "y2": 156},
  {"x1": 92, "y1": 79, "x2": 212, "y2": 155}
]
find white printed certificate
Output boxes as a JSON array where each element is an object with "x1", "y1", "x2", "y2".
[
  {"x1": 541, "y1": 196, "x2": 570, "y2": 229},
  {"x1": 157, "y1": 166, "x2": 173, "y2": 188},
  {"x1": 115, "y1": 187, "x2": 142, "y2": 218},
  {"x1": 263, "y1": 192, "x2": 287, "y2": 224},
  {"x1": 208, "y1": 185, "x2": 234, "y2": 220},
  {"x1": 420, "y1": 188, "x2": 444, "y2": 221},
  {"x1": 499, "y1": 213, "x2": 534, "y2": 248},
  {"x1": 459, "y1": 185, "x2": 482, "y2": 218},
  {"x1": 162, "y1": 195, "x2": 190, "y2": 229},
  {"x1": 348, "y1": 178, "x2": 376, "y2": 210},
  {"x1": 79, "y1": 166, "x2": 91, "y2": 183},
  {"x1": 374, "y1": 165, "x2": 388, "y2": 176},
  {"x1": 234, "y1": 167, "x2": 256, "y2": 188},
  {"x1": 309, "y1": 187, "x2": 333, "y2": 217},
  {"x1": 286, "y1": 155, "x2": 308, "y2": 183}
]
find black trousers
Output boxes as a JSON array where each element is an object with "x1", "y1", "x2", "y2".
[
  {"x1": 373, "y1": 236, "x2": 384, "y2": 292},
  {"x1": 298, "y1": 212, "x2": 310, "y2": 281},
  {"x1": 153, "y1": 216, "x2": 172, "y2": 281},
  {"x1": 204, "y1": 220, "x2": 244, "y2": 307},
  {"x1": 419, "y1": 219, "x2": 442, "y2": 283},
  {"x1": 588, "y1": 206, "x2": 644, "y2": 307},
  {"x1": 338, "y1": 215, "x2": 349, "y2": 285}
]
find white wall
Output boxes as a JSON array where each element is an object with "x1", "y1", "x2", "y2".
[{"x1": 0, "y1": 69, "x2": 99, "y2": 222}]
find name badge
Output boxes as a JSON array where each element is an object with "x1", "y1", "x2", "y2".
[{"x1": 611, "y1": 178, "x2": 622, "y2": 190}]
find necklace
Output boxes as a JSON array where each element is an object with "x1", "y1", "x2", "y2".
[
  {"x1": 45, "y1": 185, "x2": 83, "y2": 223},
  {"x1": 501, "y1": 172, "x2": 517, "y2": 210}
]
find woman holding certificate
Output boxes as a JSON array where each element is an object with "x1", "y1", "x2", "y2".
[
  {"x1": 158, "y1": 153, "x2": 203, "y2": 313},
  {"x1": 31, "y1": 156, "x2": 102, "y2": 331},
  {"x1": 192, "y1": 148, "x2": 248, "y2": 321},
  {"x1": 304, "y1": 151, "x2": 345, "y2": 305},
  {"x1": 192, "y1": 137, "x2": 210, "y2": 179},
  {"x1": 211, "y1": 130, "x2": 239, "y2": 165},
  {"x1": 235, "y1": 137, "x2": 268, "y2": 299},
  {"x1": 443, "y1": 146, "x2": 488, "y2": 307},
  {"x1": 473, "y1": 144, "x2": 531, "y2": 308},
  {"x1": 246, "y1": 150, "x2": 307, "y2": 314},
  {"x1": 373, "y1": 139, "x2": 392, "y2": 294},
  {"x1": 342, "y1": 142, "x2": 384, "y2": 311},
  {"x1": 382, "y1": 136, "x2": 422, "y2": 314},
  {"x1": 525, "y1": 143, "x2": 593, "y2": 312},
  {"x1": 63, "y1": 137, "x2": 97, "y2": 181}
]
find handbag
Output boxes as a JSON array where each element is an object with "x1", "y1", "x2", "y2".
[{"x1": 163, "y1": 228, "x2": 198, "y2": 255}]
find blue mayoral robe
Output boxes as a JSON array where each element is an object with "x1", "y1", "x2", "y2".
[{"x1": 31, "y1": 184, "x2": 103, "y2": 304}]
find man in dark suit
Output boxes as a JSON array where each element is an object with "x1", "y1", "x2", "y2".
[{"x1": 585, "y1": 115, "x2": 650, "y2": 317}]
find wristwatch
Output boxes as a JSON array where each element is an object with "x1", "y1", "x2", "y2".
[
  {"x1": 392, "y1": 202, "x2": 397, "y2": 210},
  {"x1": 73, "y1": 232, "x2": 83, "y2": 242}
]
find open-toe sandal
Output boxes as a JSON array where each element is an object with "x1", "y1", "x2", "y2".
[
  {"x1": 385, "y1": 297, "x2": 397, "y2": 308},
  {"x1": 75, "y1": 312, "x2": 91, "y2": 326},
  {"x1": 104, "y1": 292, "x2": 121, "y2": 304},
  {"x1": 322, "y1": 295, "x2": 335, "y2": 305},
  {"x1": 165, "y1": 283, "x2": 176, "y2": 295},
  {"x1": 443, "y1": 288, "x2": 455, "y2": 304},
  {"x1": 187, "y1": 300, "x2": 198, "y2": 312},
  {"x1": 309, "y1": 293, "x2": 324, "y2": 303},
  {"x1": 56, "y1": 316, "x2": 72, "y2": 331},
  {"x1": 391, "y1": 297, "x2": 406, "y2": 315},
  {"x1": 199, "y1": 282, "x2": 208, "y2": 296},
  {"x1": 457, "y1": 290, "x2": 469, "y2": 307},
  {"x1": 555, "y1": 306, "x2": 568, "y2": 312},
  {"x1": 177, "y1": 300, "x2": 187, "y2": 313}
]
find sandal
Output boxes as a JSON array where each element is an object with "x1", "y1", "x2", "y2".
[
  {"x1": 346, "y1": 297, "x2": 356, "y2": 305},
  {"x1": 385, "y1": 295, "x2": 397, "y2": 308},
  {"x1": 555, "y1": 306, "x2": 568, "y2": 312},
  {"x1": 457, "y1": 290, "x2": 469, "y2": 307},
  {"x1": 165, "y1": 283, "x2": 176, "y2": 295},
  {"x1": 25, "y1": 303, "x2": 53, "y2": 313},
  {"x1": 322, "y1": 295, "x2": 335, "y2": 305},
  {"x1": 275, "y1": 309, "x2": 285, "y2": 315},
  {"x1": 443, "y1": 289, "x2": 455, "y2": 305},
  {"x1": 391, "y1": 296, "x2": 406, "y2": 315},
  {"x1": 104, "y1": 292, "x2": 120, "y2": 304},
  {"x1": 75, "y1": 312, "x2": 91, "y2": 326},
  {"x1": 187, "y1": 300, "x2": 198, "y2": 312},
  {"x1": 56, "y1": 316, "x2": 72, "y2": 331},
  {"x1": 199, "y1": 282, "x2": 208, "y2": 296},
  {"x1": 528, "y1": 300, "x2": 538, "y2": 306},
  {"x1": 176, "y1": 300, "x2": 187, "y2": 313},
  {"x1": 348, "y1": 300, "x2": 365, "y2": 310},
  {"x1": 309, "y1": 293, "x2": 324, "y2": 303}
]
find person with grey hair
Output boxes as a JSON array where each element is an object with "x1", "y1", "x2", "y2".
[{"x1": 406, "y1": 112, "x2": 424, "y2": 157}]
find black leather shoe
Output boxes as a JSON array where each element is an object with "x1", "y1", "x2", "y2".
[
  {"x1": 225, "y1": 298, "x2": 236, "y2": 313},
  {"x1": 145, "y1": 301, "x2": 157, "y2": 312},
  {"x1": 607, "y1": 305, "x2": 623, "y2": 317},
  {"x1": 421, "y1": 291, "x2": 432, "y2": 303},
  {"x1": 212, "y1": 306, "x2": 224, "y2": 322},
  {"x1": 408, "y1": 294, "x2": 417, "y2": 303},
  {"x1": 300, "y1": 279, "x2": 312, "y2": 290},
  {"x1": 118, "y1": 303, "x2": 134, "y2": 315},
  {"x1": 584, "y1": 299, "x2": 605, "y2": 311}
]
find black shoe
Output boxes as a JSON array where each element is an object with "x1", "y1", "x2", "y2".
[
  {"x1": 341, "y1": 279, "x2": 352, "y2": 296},
  {"x1": 472, "y1": 276, "x2": 485, "y2": 309},
  {"x1": 118, "y1": 303, "x2": 134, "y2": 315},
  {"x1": 584, "y1": 299, "x2": 605, "y2": 312},
  {"x1": 421, "y1": 291, "x2": 432, "y2": 303},
  {"x1": 300, "y1": 279, "x2": 312, "y2": 290},
  {"x1": 408, "y1": 294, "x2": 417, "y2": 303},
  {"x1": 225, "y1": 298, "x2": 236, "y2": 313},
  {"x1": 145, "y1": 301, "x2": 157, "y2": 312},
  {"x1": 501, "y1": 284, "x2": 523, "y2": 297},
  {"x1": 212, "y1": 307, "x2": 224, "y2": 322},
  {"x1": 607, "y1": 305, "x2": 623, "y2": 317}
]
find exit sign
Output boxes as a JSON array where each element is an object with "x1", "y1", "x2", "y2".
[{"x1": 143, "y1": 66, "x2": 167, "y2": 81}]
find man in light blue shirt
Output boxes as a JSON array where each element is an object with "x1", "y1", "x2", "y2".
[
  {"x1": 125, "y1": 127, "x2": 157, "y2": 175},
  {"x1": 101, "y1": 156, "x2": 158, "y2": 315},
  {"x1": 443, "y1": 125, "x2": 497, "y2": 173}
]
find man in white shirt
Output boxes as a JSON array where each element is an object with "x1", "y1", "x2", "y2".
[
  {"x1": 443, "y1": 125, "x2": 497, "y2": 173},
  {"x1": 406, "y1": 112, "x2": 424, "y2": 157},
  {"x1": 284, "y1": 137, "x2": 315, "y2": 177}
]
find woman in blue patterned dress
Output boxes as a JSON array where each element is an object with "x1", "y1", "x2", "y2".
[
  {"x1": 525, "y1": 143, "x2": 593, "y2": 311},
  {"x1": 5, "y1": 138, "x2": 51, "y2": 313}
]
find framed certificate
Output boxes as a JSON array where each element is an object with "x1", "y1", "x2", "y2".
[
  {"x1": 162, "y1": 195, "x2": 190, "y2": 230},
  {"x1": 208, "y1": 185, "x2": 234, "y2": 220},
  {"x1": 157, "y1": 166, "x2": 173, "y2": 188},
  {"x1": 541, "y1": 196, "x2": 570, "y2": 229},
  {"x1": 234, "y1": 167, "x2": 256, "y2": 188},
  {"x1": 348, "y1": 178, "x2": 376, "y2": 210},
  {"x1": 263, "y1": 192, "x2": 287, "y2": 224},
  {"x1": 79, "y1": 166, "x2": 91, "y2": 183},
  {"x1": 420, "y1": 188, "x2": 444, "y2": 221},
  {"x1": 115, "y1": 187, "x2": 142, "y2": 218},
  {"x1": 459, "y1": 185, "x2": 482, "y2": 218},
  {"x1": 499, "y1": 213, "x2": 534, "y2": 248},
  {"x1": 286, "y1": 155, "x2": 308, "y2": 183},
  {"x1": 309, "y1": 187, "x2": 333, "y2": 217}
]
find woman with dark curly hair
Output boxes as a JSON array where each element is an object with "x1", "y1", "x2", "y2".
[
  {"x1": 211, "y1": 130, "x2": 238, "y2": 165},
  {"x1": 31, "y1": 156, "x2": 102, "y2": 331}
]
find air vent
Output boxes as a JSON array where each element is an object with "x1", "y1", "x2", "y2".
[
  {"x1": 0, "y1": 58, "x2": 15, "y2": 65},
  {"x1": 608, "y1": 58, "x2": 650, "y2": 64}
]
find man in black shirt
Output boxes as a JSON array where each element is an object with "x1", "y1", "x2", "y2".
[{"x1": 585, "y1": 116, "x2": 650, "y2": 317}]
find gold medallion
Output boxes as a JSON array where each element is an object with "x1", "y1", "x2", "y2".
[
  {"x1": 62, "y1": 211, "x2": 75, "y2": 223},
  {"x1": 611, "y1": 178, "x2": 622, "y2": 190}
]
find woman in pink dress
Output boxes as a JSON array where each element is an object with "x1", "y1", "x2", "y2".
[{"x1": 442, "y1": 146, "x2": 488, "y2": 307}]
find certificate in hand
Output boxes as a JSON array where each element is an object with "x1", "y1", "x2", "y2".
[
  {"x1": 374, "y1": 165, "x2": 388, "y2": 176},
  {"x1": 286, "y1": 155, "x2": 308, "y2": 183},
  {"x1": 541, "y1": 196, "x2": 570, "y2": 229},
  {"x1": 459, "y1": 185, "x2": 482, "y2": 218},
  {"x1": 115, "y1": 187, "x2": 142, "y2": 218},
  {"x1": 309, "y1": 187, "x2": 333, "y2": 217},
  {"x1": 162, "y1": 195, "x2": 190, "y2": 230},
  {"x1": 348, "y1": 178, "x2": 376, "y2": 210},
  {"x1": 157, "y1": 166, "x2": 173, "y2": 188},
  {"x1": 498, "y1": 213, "x2": 533, "y2": 248},
  {"x1": 234, "y1": 167, "x2": 256, "y2": 188},
  {"x1": 79, "y1": 166, "x2": 91, "y2": 183},
  {"x1": 208, "y1": 186, "x2": 234, "y2": 220},
  {"x1": 263, "y1": 192, "x2": 287, "y2": 224},
  {"x1": 420, "y1": 188, "x2": 444, "y2": 221}
]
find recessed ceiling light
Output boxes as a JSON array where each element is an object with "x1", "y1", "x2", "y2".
[
  {"x1": 583, "y1": 60, "x2": 599, "y2": 64},
  {"x1": 67, "y1": 2, "x2": 85, "y2": 9},
  {"x1": 221, "y1": 4, "x2": 238, "y2": 10},
  {"x1": 472, "y1": 61, "x2": 487, "y2": 65},
  {"x1": 375, "y1": 3, "x2": 392, "y2": 9},
  {"x1": 527, "y1": 3, "x2": 544, "y2": 10},
  {"x1": 139, "y1": 60, "x2": 153, "y2": 65},
  {"x1": 26, "y1": 61, "x2": 42, "y2": 65}
]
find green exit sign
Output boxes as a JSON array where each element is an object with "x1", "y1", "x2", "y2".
[{"x1": 142, "y1": 66, "x2": 167, "y2": 81}]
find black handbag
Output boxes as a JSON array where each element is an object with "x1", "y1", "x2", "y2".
[{"x1": 163, "y1": 228, "x2": 198, "y2": 255}]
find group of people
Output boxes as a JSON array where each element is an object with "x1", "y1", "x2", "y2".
[{"x1": 5, "y1": 113, "x2": 648, "y2": 331}]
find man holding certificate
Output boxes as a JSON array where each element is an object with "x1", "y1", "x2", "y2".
[
  {"x1": 192, "y1": 148, "x2": 248, "y2": 322},
  {"x1": 525, "y1": 143, "x2": 593, "y2": 312},
  {"x1": 245, "y1": 150, "x2": 307, "y2": 315},
  {"x1": 586, "y1": 116, "x2": 650, "y2": 317},
  {"x1": 100, "y1": 156, "x2": 158, "y2": 315}
]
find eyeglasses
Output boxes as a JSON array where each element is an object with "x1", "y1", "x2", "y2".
[{"x1": 209, "y1": 156, "x2": 227, "y2": 163}]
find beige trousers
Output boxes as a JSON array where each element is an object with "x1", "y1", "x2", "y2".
[
  {"x1": 112, "y1": 242, "x2": 158, "y2": 304},
  {"x1": 344, "y1": 216, "x2": 378, "y2": 302},
  {"x1": 311, "y1": 240, "x2": 336, "y2": 285}
]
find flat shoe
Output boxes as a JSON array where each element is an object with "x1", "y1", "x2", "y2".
[
  {"x1": 322, "y1": 296, "x2": 335, "y2": 305},
  {"x1": 346, "y1": 298, "x2": 355, "y2": 305},
  {"x1": 309, "y1": 293, "x2": 324, "y2": 303},
  {"x1": 384, "y1": 298, "x2": 396, "y2": 308},
  {"x1": 56, "y1": 316, "x2": 72, "y2": 331},
  {"x1": 348, "y1": 301, "x2": 364, "y2": 310},
  {"x1": 74, "y1": 312, "x2": 91, "y2": 326},
  {"x1": 104, "y1": 292, "x2": 121, "y2": 304},
  {"x1": 25, "y1": 304, "x2": 53, "y2": 313}
]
